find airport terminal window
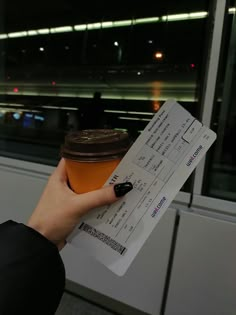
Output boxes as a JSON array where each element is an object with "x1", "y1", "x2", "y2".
[
  {"x1": 0, "y1": 1, "x2": 210, "y2": 192},
  {"x1": 204, "y1": 1, "x2": 236, "y2": 201}
]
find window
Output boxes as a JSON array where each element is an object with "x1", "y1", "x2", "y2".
[
  {"x1": 0, "y1": 0, "x2": 210, "y2": 193},
  {"x1": 204, "y1": 0, "x2": 236, "y2": 201}
]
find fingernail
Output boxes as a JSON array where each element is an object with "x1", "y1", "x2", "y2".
[{"x1": 114, "y1": 182, "x2": 133, "y2": 197}]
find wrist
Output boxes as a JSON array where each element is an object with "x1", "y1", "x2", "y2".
[
  {"x1": 27, "y1": 220, "x2": 48, "y2": 239},
  {"x1": 27, "y1": 220, "x2": 64, "y2": 250}
]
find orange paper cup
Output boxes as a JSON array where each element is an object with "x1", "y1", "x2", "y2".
[
  {"x1": 64, "y1": 158, "x2": 121, "y2": 194},
  {"x1": 61, "y1": 129, "x2": 131, "y2": 194}
]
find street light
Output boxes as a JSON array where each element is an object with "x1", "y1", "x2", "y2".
[{"x1": 154, "y1": 52, "x2": 163, "y2": 59}]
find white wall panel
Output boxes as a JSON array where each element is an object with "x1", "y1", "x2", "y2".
[
  {"x1": 0, "y1": 165, "x2": 48, "y2": 223},
  {"x1": 165, "y1": 210, "x2": 236, "y2": 315}
]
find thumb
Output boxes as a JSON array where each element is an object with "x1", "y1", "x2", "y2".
[
  {"x1": 76, "y1": 182, "x2": 133, "y2": 216},
  {"x1": 51, "y1": 158, "x2": 67, "y2": 182}
]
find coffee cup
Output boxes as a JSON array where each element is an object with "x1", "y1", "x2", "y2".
[{"x1": 61, "y1": 129, "x2": 131, "y2": 193}]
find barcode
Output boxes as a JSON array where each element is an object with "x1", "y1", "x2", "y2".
[{"x1": 79, "y1": 222, "x2": 127, "y2": 256}]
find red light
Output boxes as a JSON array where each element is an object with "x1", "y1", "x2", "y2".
[
  {"x1": 51, "y1": 81, "x2": 56, "y2": 85},
  {"x1": 13, "y1": 87, "x2": 19, "y2": 93},
  {"x1": 190, "y1": 63, "x2": 195, "y2": 68}
]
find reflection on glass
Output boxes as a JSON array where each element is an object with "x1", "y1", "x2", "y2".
[
  {"x1": 0, "y1": 1, "x2": 209, "y2": 193},
  {"x1": 204, "y1": 5, "x2": 236, "y2": 201}
]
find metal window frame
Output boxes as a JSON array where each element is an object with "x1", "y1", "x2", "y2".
[
  {"x1": 193, "y1": 0, "x2": 227, "y2": 194},
  {"x1": 190, "y1": 0, "x2": 236, "y2": 215}
]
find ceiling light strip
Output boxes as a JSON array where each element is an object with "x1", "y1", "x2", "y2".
[{"x1": 0, "y1": 9, "x2": 216, "y2": 40}]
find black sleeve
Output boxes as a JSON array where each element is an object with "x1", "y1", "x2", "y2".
[{"x1": 0, "y1": 220, "x2": 65, "y2": 315}]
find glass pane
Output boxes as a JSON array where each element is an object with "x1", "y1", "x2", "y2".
[
  {"x1": 1, "y1": 0, "x2": 210, "y2": 195},
  {"x1": 204, "y1": 1, "x2": 236, "y2": 201}
]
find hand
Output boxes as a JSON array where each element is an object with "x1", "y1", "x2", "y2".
[{"x1": 27, "y1": 158, "x2": 133, "y2": 250}]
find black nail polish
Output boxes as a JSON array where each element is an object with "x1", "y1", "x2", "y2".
[{"x1": 114, "y1": 182, "x2": 133, "y2": 197}]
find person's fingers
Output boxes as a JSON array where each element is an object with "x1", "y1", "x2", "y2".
[
  {"x1": 51, "y1": 158, "x2": 68, "y2": 182},
  {"x1": 75, "y1": 182, "x2": 133, "y2": 216}
]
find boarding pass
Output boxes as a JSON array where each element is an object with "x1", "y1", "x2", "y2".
[{"x1": 68, "y1": 99, "x2": 217, "y2": 276}]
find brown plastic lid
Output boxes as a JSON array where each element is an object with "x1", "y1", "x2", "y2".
[{"x1": 61, "y1": 129, "x2": 131, "y2": 161}]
